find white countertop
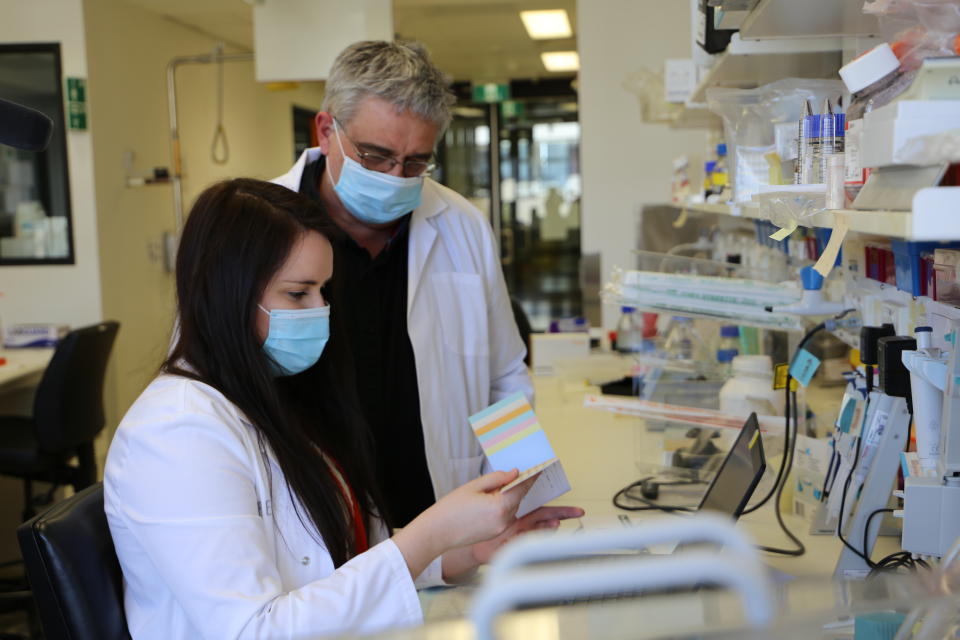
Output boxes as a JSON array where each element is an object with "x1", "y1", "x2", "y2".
[
  {"x1": 0, "y1": 348, "x2": 52, "y2": 391},
  {"x1": 365, "y1": 372, "x2": 905, "y2": 640}
]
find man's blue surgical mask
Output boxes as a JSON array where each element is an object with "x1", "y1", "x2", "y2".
[
  {"x1": 258, "y1": 304, "x2": 330, "y2": 377},
  {"x1": 330, "y1": 120, "x2": 423, "y2": 225}
]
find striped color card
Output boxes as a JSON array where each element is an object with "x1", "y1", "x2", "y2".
[{"x1": 469, "y1": 392, "x2": 557, "y2": 475}]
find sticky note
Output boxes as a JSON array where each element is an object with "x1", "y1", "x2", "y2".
[
  {"x1": 770, "y1": 220, "x2": 798, "y2": 241},
  {"x1": 813, "y1": 213, "x2": 849, "y2": 277},
  {"x1": 789, "y1": 349, "x2": 821, "y2": 387},
  {"x1": 469, "y1": 392, "x2": 570, "y2": 516}
]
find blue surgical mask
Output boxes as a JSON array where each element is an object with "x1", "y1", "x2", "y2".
[
  {"x1": 258, "y1": 304, "x2": 330, "y2": 377},
  {"x1": 330, "y1": 120, "x2": 423, "y2": 224}
]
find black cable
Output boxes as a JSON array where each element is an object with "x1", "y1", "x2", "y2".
[
  {"x1": 836, "y1": 423, "x2": 873, "y2": 565},
  {"x1": 756, "y1": 388, "x2": 805, "y2": 556},
  {"x1": 742, "y1": 322, "x2": 825, "y2": 516},
  {"x1": 863, "y1": 508, "x2": 894, "y2": 568},
  {"x1": 612, "y1": 477, "x2": 702, "y2": 514}
]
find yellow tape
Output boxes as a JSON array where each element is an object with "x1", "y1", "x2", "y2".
[
  {"x1": 770, "y1": 220, "x2": 798, "y2": 241},
  {"x1": 813, "y1": 213, "x2": 849, "y2": 277}
]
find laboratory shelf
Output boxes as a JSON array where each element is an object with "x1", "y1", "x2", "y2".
[
  {"x1": 681, "y1": 188, "x2": 960, "y2": 241},
  {"x1": 670, "y1": 104, "x2": 721, "y2": 130},
  {"x1": 689, "y1": 34, "x2": 844, "y2": 103},
  {"x1": 739, "y1": 0, "x2": 880, "y2": 40}
]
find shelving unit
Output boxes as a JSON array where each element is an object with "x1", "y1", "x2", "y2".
[
  {"x1": 689, "y1": 34, "x2": 844, "y2": 103},
  {"x1": 679, "y1": 188, "x2": 960, "y2": 241},
  {"x1": 738, "y1": 0, "x2": 880, "y2": 40}
]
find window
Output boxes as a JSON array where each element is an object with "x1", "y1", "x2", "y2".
[{"x1": 0, "y1": 43, "x2": 74, "y2": 265}]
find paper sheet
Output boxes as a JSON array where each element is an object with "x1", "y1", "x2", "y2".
[{"x1": 469, "y1": 392, "x2": 570, "y2": 517}]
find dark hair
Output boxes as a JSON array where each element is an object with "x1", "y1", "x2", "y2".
[{"x1": 165, "y1": 178, "x2": 387, "y2": 566}]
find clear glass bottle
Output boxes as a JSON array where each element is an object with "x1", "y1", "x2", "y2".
[
  {"x1": 664, "y1": 316, "x2": 704, "y2": 361},
  {"x1": 615, "y1": 306, "x2": 643, "y2": 353},
  {"x1": 717, "y1": 325, "x2": 740, "y2": 374}
]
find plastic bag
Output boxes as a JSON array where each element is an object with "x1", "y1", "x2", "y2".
[
  {"x1": 706, "y1": 79, "x2": 845, "y2": 203},
  {"x1": 864, "y1": 0, "x2": 960, "y2": 70},
  {"x1": 623, "y1": 67, "x2": 682, "y2": 124}
]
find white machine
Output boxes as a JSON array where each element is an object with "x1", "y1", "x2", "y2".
[{"x1": 901, "y1": 325, "x2": 960, "y2": 558}]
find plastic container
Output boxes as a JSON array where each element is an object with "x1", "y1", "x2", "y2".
[
  {"x1": 891, "y1": 240, "x2": 960, "y2": 296},
  {"x1": 840, "y1": 43, "x2": 915, "y2": 203},
  {"x1": 615, "y1": 306, "x2": 644, "y2": 353},
  {"x1": 663, "y1": 316, "x2": 706, "y2": 361},
  {"x1": 933, "y1": 249, "x2": 960, "y2": 304},
  {"x1": 719, "y1": 354, "x2": 782, "y2": 417}
]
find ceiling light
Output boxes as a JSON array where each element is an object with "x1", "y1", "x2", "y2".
[
  {"x1": 541, "y1": 51, "x2": 579, "y2": 72},
  {"x1": 520, "y1": 9, "x2": 572, "y2": 40}
]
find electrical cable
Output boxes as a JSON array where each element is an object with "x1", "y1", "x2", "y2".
[
  {"x1": 756, "y1": 387, "x2": 805, "y2": 556},
  {"x1": 741, "y1": 321, "x2": 825, "y2": 516},
  {"x1": 863, "y1": 508, "x2": 894, "y2": 568},
  {"x1": 612, "y1": 476, "x2": 703, "y2": 514}
]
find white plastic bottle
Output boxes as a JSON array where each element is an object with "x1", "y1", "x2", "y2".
[
  {"x1": 719, "y1": 355, "x2": 783, "y2": 417},
  {"x1": 839, "y1": 43, "x2": 914, "y2": 204}
]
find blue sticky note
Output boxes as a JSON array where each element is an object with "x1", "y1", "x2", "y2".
[{"x1": 789, "y1": 349, "x2": 821, "y2": 387}]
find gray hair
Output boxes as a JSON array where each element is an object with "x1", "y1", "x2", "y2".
[{"x1": 322, "y1": 40, "x2": 456, "y2": 132}]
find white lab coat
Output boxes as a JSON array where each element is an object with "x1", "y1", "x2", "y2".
[
  {"x1": 273, "y1": 149, "x2": 533, "y2": 500},
  {"x1": 104, "y1": 374, "x2": 444, "y2": 640}
]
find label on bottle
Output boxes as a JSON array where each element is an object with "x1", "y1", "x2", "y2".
[{"x1": 844, "y1": 119, "x2": 864, "y2": 189}]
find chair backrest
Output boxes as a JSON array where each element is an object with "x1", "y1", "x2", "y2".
[
  {"x1": 17, "y1": 483, "x2": 130, "y2": 640},
  {"x1": 33, "y1": 321, "x2": 119, "y2": 452}
]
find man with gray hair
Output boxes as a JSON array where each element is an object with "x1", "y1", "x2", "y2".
[{"x1": 273, "y1": 41, "x2": 537, "y2": 529}]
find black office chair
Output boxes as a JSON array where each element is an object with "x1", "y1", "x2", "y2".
[
  {"x1": 17, "y1": 483, "x2": 130, "y2": 640},
  {"x1": 0, "y1": 321, "x2": 119, "y2": 519}
]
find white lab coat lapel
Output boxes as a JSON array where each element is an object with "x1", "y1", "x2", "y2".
[{"x1": 406, "y1": 181, "x2": 445, "y2": 314}]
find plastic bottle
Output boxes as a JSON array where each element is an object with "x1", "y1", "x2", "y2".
[
  {"x1": 719, "y1": 355, "x2": 783, "y2": 417},
  {"x1": 615, "y1": 306, "x2": 643, "y2": 353},
  {"x1": 840, "y1": 43, "x2": 915, "y2": 203},
  {"x1": 703, "y1": 160, "x2": 717, "y2": 198},
  {"x1": 712, "y1": 143, "x2": 728, "y2": 197},
  {"x1": 663, "y1": 316, "x2": 705, "y2": 361},
  {"x1": 717, "y1": 325, "x2": 740, "y2": 373}
]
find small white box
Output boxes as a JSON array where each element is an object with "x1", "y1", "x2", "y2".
[
  {"x1": 664, "y1": 59, "x2": 697, "y2": 104},
  {"x1": 531, "y1": 333, "x2": 590, "y2": 376},
  {"x1": 3, "y1": 323, "x2": 68, "y2": 348},
  {"x1": 861, "y1": 100, "x2": 960, "y2": 168}
]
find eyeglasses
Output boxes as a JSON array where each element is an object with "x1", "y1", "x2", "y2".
[{"x1": 334, "y1": 118, "x2": 436, "y2": 178}]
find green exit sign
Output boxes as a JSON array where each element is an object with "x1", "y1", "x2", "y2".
[
  {"x1": 65, "y1": 77, "x2": 87, "y2": 131},
  {"x1": 472, "y1": 83, "x2": 510, "y2": 103}
]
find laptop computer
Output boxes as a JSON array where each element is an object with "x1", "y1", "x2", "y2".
[
  {"x1": 695, "y1": 412, "x2": 766, "y2": 519},
  {"x1": 570, "y1": 412, "x2": 767, "y2": 538}
]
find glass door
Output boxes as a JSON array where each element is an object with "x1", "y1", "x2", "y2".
[{"x1": 440, "y1": 99, "x2": 582, "y2": 331}]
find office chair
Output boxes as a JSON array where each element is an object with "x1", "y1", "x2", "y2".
[
  {"x1": 17, "y1": 483, "x2": 130, "y2": 640},
  {"x1": 0, "y1": 321, "x2": 119, "y2": 519}
]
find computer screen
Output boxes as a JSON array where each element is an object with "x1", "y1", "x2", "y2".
[{"x1": 696, "y1": 413, "x2": 766, "y2": 519}]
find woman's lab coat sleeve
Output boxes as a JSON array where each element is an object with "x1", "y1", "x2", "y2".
[{"x1": 107, "y1": 398, "x2": 422, "y2": 639}]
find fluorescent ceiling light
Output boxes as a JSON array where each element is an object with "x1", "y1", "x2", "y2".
[
  {"x1": 541, "y1": 51, "x2": 579, "y2": 72},
  {"x1": 520, "y1": 9, "x2": 572, "y2": 40}
]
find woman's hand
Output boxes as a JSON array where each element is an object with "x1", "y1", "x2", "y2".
[
  {"x1": 469, "y1": 504, "x2": 585, "y2": 565},
  {"x1": 393, "y1": 469, "x2": 536, "y2": 579}
]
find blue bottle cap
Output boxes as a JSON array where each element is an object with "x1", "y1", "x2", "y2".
[
  {"x1": 800, "y1": 265, "x2": 824, "y2": 290},
  {"x1": 621, "y1": 306, "x2": 636, "y2": 313},
  {"x1": 716, "y1": 143, "x2": 727, "y2": 156},
  {"x1": 720, "y1": 325, "x2": 740, "y2": 338},
  {"x1": 705, "y1": 160, "x2": 717, "y2": 172}
]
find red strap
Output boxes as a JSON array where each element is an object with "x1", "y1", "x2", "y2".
[{"x1": 327, "y1": 457, "x2": 368, "y2": 554}]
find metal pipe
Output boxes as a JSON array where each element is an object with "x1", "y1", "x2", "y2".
[{"x1": 165, "y1": 50, "x2": 253, "y2": 232}]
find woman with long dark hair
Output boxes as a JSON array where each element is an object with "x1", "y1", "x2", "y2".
[{"x1": 103, "y1": 178, "x2": 581, "y2": 639}]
